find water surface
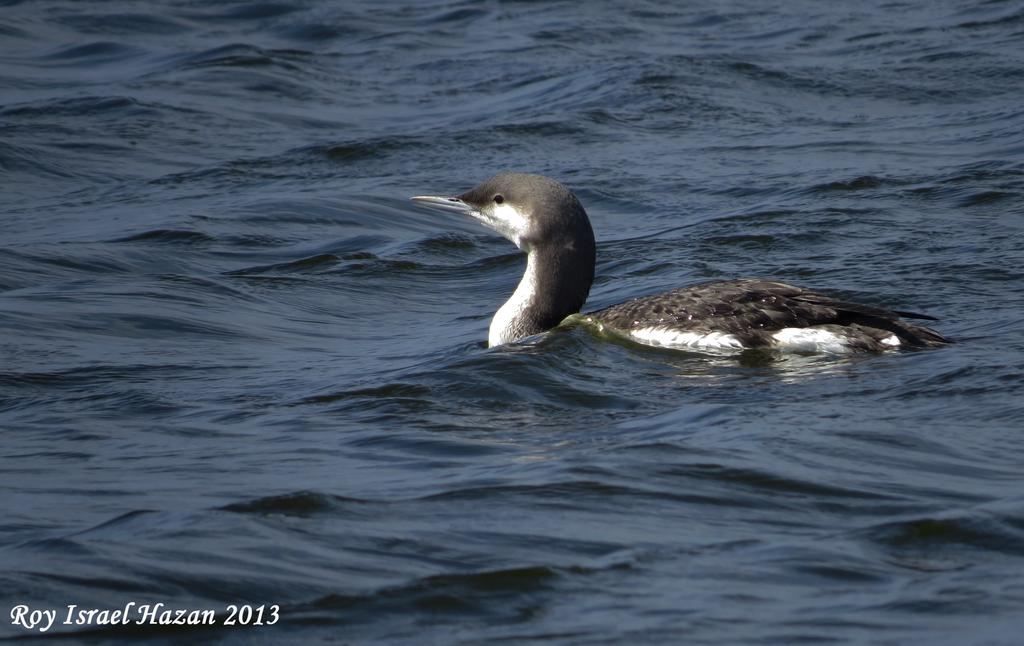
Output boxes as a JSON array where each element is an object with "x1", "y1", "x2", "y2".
[{"x1": 2, "y1": 1, "x2": 1023, "y2": 643}]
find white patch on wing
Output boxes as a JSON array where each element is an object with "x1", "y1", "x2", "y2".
[
  {"x1": 771, "y1": 327, "x2": 850, "y2": 353},
  {"x1": 628, "y1": 327, "x2": 746, "y2": 350},
  {"x1": 881, "y1": 334, "x2": 901, "y2": 347}
]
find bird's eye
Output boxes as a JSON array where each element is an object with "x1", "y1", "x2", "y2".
[{"x1": 493, "y1": 194, "x2": 504, "y2": 204}]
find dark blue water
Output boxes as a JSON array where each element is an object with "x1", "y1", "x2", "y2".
[{"x1": 2, "y1": 1, "x2": 1024, "y2": 643}]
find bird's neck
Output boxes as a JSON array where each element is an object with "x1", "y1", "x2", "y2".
[{"x1": 488, "y1": 240, "x2": 595, "y2": 347}]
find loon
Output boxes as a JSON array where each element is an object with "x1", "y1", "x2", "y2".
[{"x1": 411, "y1": 172, "x2": 950, "y2": 353}]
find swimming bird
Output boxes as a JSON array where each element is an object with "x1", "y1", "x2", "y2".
[{"x1": 411, "y1": 173, "x2": 949, "y2": 353}]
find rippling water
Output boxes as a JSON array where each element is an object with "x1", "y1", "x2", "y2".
[{"x1": 2, "y1": 0, "x2": 1024, "y2": 642}]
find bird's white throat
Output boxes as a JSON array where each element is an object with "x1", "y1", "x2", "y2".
[
  {"x1": 477, "y1": 202, "x2": 531, "y2": 250},
  {"x1": 489, "y1": 251, "x2": 540, "y2": 347}
]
